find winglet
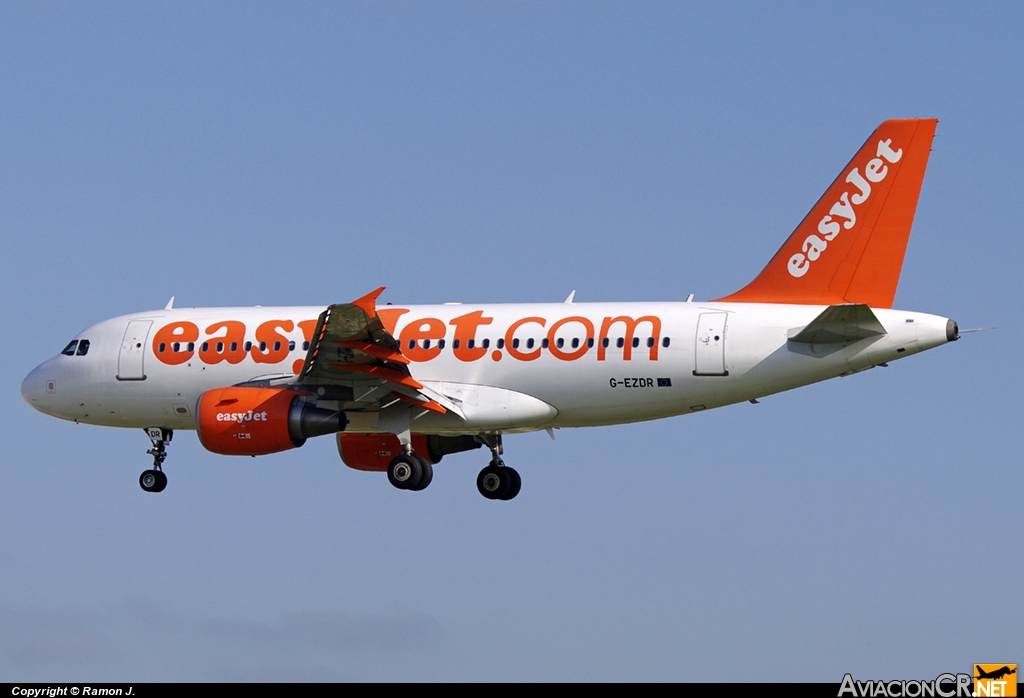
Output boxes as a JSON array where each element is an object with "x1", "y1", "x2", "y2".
[
  {"x1": 351, "y1": 287, "x2": 386, "y2": 317},
  {"x1": 715, "y1": 119, "x2": 938, "y2": 308},
  {"x1": 164, "y1": 296, "x2": 175, "y2": 310}
]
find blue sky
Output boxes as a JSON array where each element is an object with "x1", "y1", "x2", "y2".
[{"x1": 1, "y1": 2, "x2": 1019, "y2": 681}]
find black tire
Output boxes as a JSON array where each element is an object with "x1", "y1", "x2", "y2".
[
  {"x1": 501, "y1": 467, "x2": 521, "y2": 500},
  {"x1": 139, "y1": 470, "x2": 158, "y2": 492},
  {"x1": 477, "y1": 464, "x2": 510, "y2": 500},
  {"x1": 387, "y1": 454, "x2": 422, "y2": 490},
  {"x1": 152, "y1": 470, "x2": 168, "y2": 493},
  {"x1": 409, "y1": 456, "x2": 433, "y2": 491}
]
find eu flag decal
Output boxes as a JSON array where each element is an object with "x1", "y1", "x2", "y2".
[{"x1": 657, "y1": 378, "x2": 672, "y2": 387}]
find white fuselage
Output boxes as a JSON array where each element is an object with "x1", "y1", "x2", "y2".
[{"x1": 21, "y1": 300, "x2": 954, "y2": 436}]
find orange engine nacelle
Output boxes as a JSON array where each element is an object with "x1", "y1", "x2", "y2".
[
  {"x1": 197, "y1": 386, "x2": 344, "y2": 456},
  {"x1": 337, "y1": 433, "x2": 435, "y2": 471}
]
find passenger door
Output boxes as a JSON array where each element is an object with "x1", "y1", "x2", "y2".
[{"x1": 117, "y1": 320, "x2": 152, "y2": 380}]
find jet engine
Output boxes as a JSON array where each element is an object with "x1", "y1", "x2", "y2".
[
  {"x1": 337, "y1": 432, "x2": 481, "y2": 471},
  {"x1": 196, "y1": 386, "x2": 345, "y2": 456}
]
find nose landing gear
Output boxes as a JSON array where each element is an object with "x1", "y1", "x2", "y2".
[
  {"x1": 139, "y1": 427, "x2": 171, "y2": 493},
  {"x1": 476, "y1": 434, "x2": 520, "y2": 501}
]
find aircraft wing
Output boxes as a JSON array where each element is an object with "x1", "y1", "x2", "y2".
[{"x1": 295, "y1": 288, "x2": 460, "y2": 416}]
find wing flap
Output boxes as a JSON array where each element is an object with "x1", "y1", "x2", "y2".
[{"x1": 296, "y1": 287, "x2": 447, "y2": 414}]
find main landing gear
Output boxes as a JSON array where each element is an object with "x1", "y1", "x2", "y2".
[
  {"x1": 475, "y1": 434, "x2": 520, "y2": 501},
  {"x1": 387, "y1": 448, "x2": 434, "y2": 492},
  {"x1": 139, "y1": 427, "x2": 171, "y2": 493},
  {"x1": 384, "y1": 433, "x2": 521, "y2": 500}
]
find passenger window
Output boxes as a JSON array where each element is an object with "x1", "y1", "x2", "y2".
[
  {"x1": 467, "y1": 339, "x2": 475, "y2": 349},
  {"x1": 526, "y1": 338, "x2": 534, "y2": 349},
  {"x1": 216, "y1": 342, "x2": 224, "y2": 352},
  {"x1": 570, "y1": 338, "x2": 578, "y2": 349},
  {"x1": 453, "y1": 339, "x2": 460, "y2": 349},
  {"x1": 556, "y1": 338, "x2": 564, "y2": 349},
  {"x1": 512, "y1": 338, "x2": 520, "y2": 349},
  {"x1": 632, "y1": 337, "x2": 639, "y2": 348},
  {"x1": 408, "y1": 340, "x2": 415, "y2": 350},
  {"x1": 62, "y1": 340, "x2": 78, "y2": 356},
  {"x1": 497, "y1": 338, "x2": 505, "y2": 349},
  {"x1": 172, "y1": 342, "x2": 181, "y2": 352},
  {"x1": 616, "y1": 338, "x2": 624, "y2": 349},
  {"x1": 423, "y1": 339, "x2": 431, "y2": 349},
  {"x1": 245, "y1": 341, "x2": 252, "y2": 352},
  {"x1": 647, "y1": 337, "x2": 655, "y2": 348},
  {"x1": 662, "y1": 337, "x2": 671, "y2": 348},
  {"x1": 201, "y1": 342, "x2": 209, "y2": 352},
  {"x1": 541, "y1": 338, "x2": 549, "y2": 348},
  {"x1": 187, "y1": 342, "x2": 195, "y2": 352},
  {"x1": 601, "y1": 338, "x2": 609, "y2": 348},
  {"x1": 303, "y1": 341, "x2": 310, "y2": 351},
  {"x1": 259, "y1": 341, "x2": 267, "y2": 352},
  {"x1": 289, "y1": 341, "x2": 296, "y2": 351},
  {"x1": 273, "y1": 341, "x2": 281, "y2": 352},
  {"x1": 438, "y1": 339, "x2": 445, "y2": 349},
  {"x1": 587, "y1": 338, "x2": 594, "y2": 348},
  {"x1": 231, "y1": 342, "x2": 238, "y2": 352},
  {"x1": 157, "y1": 343, "x2": 166, "y2": 354},
  {"x1": 482, "y1": 338, "x2": 490, "y2": 349}
]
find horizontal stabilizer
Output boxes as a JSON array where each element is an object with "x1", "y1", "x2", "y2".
[{"x1": 788, "y1": 304, "x2": 886, "y2": 345}]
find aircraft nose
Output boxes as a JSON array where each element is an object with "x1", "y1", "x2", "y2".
[{"x1": 21, "y1": 362, "x2": 51, "y2": 413}]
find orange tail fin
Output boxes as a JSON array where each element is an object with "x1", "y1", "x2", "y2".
[{"x1": 715, "y1": 118, "x2": 937, "y2": 308}]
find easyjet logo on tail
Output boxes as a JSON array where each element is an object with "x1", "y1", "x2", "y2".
[{"x1": 787, "y1": 138, "x2": 904, "y2": 278}]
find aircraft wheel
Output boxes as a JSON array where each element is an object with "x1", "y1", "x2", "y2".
[
  {"x1": 477, "y1": 464, "x2": 510, "y2": 500},
  {"x1": 151, "y1": 470, "x2": 167, "y2": 493},
  {"x1": 388, "y1": 454, "x2": 422, "y2": 490},
  {"x1": 501, "y1": 467, "x2": 521, "y2": 500},
  {"x1": 140, "y1": 470, "x2": 159, "y2": 492},
  {"x1": 409, "y1": 456, "x2": 433, "y2": 491}
]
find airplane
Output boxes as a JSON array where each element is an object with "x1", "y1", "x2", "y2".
[
  {"x1": 21, "y1": 118, "x2": 959, "y2": 500},
  {"x1": 975, "y1": 666, "x2": 1016, "y2": 681}
]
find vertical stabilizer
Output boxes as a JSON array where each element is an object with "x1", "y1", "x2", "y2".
[{"x1": 715, "y1": 119, "x2": 937, "y2": 308}]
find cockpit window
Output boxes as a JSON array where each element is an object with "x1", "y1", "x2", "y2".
[
  {"x1": 61, "y1": 340, "x2": 79, "y2": 356},
  {"x1": 76, "y1": 339, "x2": 90, "y2": 356}
]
